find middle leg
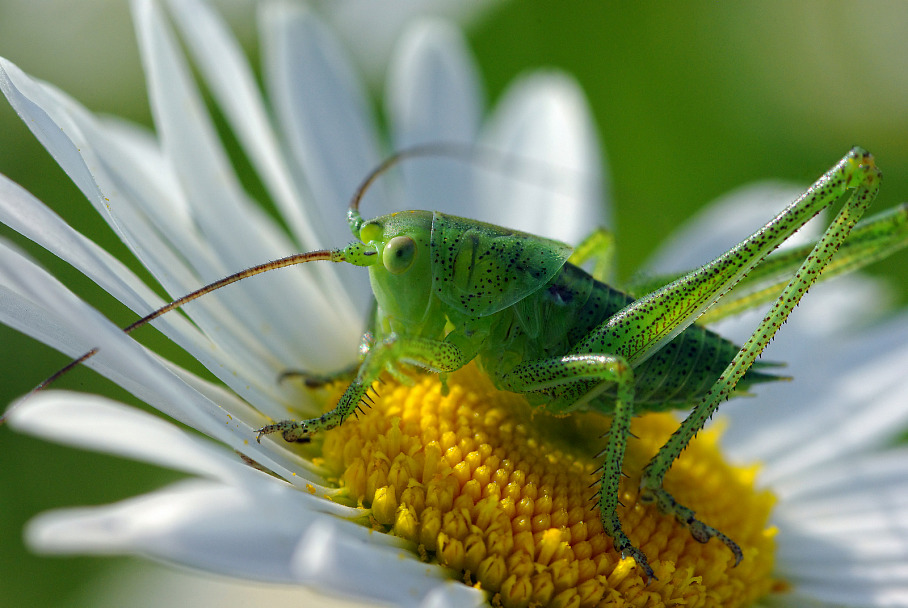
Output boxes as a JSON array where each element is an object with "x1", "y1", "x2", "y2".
[{"x1": 499, "y1": 354, "x2": 657, "y2": 579}]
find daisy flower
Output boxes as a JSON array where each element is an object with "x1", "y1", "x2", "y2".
[{"x1": 1, "y1": 1, "x2": 907, "y2": 607}]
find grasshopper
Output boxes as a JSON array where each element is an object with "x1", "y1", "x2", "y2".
[{"x1": 18, "y1": 146, "x2": 908, "y2": 580}]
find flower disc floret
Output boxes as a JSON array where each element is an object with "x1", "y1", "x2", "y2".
[{"x1": 315, "y1": 364, "x2": 778, "y2": 607}]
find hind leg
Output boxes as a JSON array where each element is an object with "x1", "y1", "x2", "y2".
[{"x1": 640, "y1": 149, "x2": 881, "y2": 563}]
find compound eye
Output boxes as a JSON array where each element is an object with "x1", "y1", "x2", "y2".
[{"x1": 382, "y1": 236, "x2": 417, "y2": 274}]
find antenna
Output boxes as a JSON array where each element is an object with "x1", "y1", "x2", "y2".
[
  {"x1": 0, "y1": 249, "x2": 341, "y2": 425},
  {"x1": 2, "y1": 142, "x2": 592, "y2": 424}
]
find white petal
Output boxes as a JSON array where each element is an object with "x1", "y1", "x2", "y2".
[
  {"x1": 27, "y1": 480, "x2": 474, "y2": 606},
  {"x1": 768, "y1": 451, "x2": 908, "y2": 605},
  {"x1": 0, "y1": 57, "x2": 201, "y2": 300},
  {"x1": 7, "y1": 391, "x2": 260, "y2": 484},
  {"x1": 80, "y1": 562, "x2": 373, "y2": 608},
  {"x1": 262, "y1": 2, "x2": 397, "y2": 322},
  {"x1": 320, "y1": 0, "x2": 497, "y2": 81},
  {"x1": 165, "y1": 0, "x2": 361, "y2": 329},
  {"x1": 134, "y1": 0, "x2": 291, "y2": 268},
  {"x1": 777, "y1": 550, "x2": 908, "y2": 606},
  {"x1": 0, "y1": 174, "x2": 164, "y2": 322},
  {"x1": 292, "y1": 518, "x2": 485, "y2": 608},
  {"x1": 387, "y1": 19, "x2": 481, "y2": 149},
  {"x1": 0, "y1": 61, "x2": 224, "y2": 353},
  {"x1": 723, "y1": 304, "x2": 908, "y2": 480},
  {"x1": 0, "y1": 55, "x2": 341, "y2": 410},
  {"x1": 385, "y1": 19, "x2": 481, "y2": 215},
  {"x1": 166, "y1": 0, "x2": 310, "y2": 250},
  {"x1": 480, "y1": 72, "x2": 608, "y2": 244},
  {"x1": 0, "y1": 57, "x2": 107, "y2": 213},
  {"x1": 80, "y1": 114, "x2": 308, "y2": 376},
  {"x1": 777, "y1": 448, "x2": 908, "y2": 508},
  {"x1": 784, "y1": 586, "x2": 908, "y2": 608},
  {"x1": 0, "y1": 240, "x2": 322, "y2": 484},
  {"x1": 645, "y1": 182, "x2": 818, "y2": 273},
  {"x1": 87, "y1": 116, "x2": 354, "y2": 410},
  {"x1": 0, "y1": 57, "x2": 259, "y2": 356},
  {"x1": 134, "y1": 0, "x2": 359, "y2": 367},
  {"x1": 26, "y1": 480, "x2": 362, "y2": 582},
  {"x1": 0, "y1": 172, "x2": 300, "y2": 417},
  {"x1": 261, "y1": 3, "x2": 384, "y2": 264}
]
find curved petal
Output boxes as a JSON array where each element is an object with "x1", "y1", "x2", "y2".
[
  {"x1": 0, "y1": 58, "x2": 108, "y2": 218},
  {"x1": 0, "y1": 58, "x2": 213, "y2": 305},
  {"x1": 165, "y1": 0, "x2": 310, "y2": 249},
  {"x1": 0, "y1": 239, "x2": 323, "y2": 484},
  {"x1": 78, "y1": 563, "x2": 374, "y2": 608},
  {"x1": 645, "y1": 182, "x2": 814, "y2": 273},
  {"x1": 8, "y1": 391, "x2": 264, "y2": 484},
  {"x1": 0, "y1": 58, "x2": 279, "y2": 370},
  {"x1": 26, "y1": 480, "x2": 363, "y2": 581},
  {"x1": 261, "y1": 3, "x2": 384, "y2": 282},
  {"x1": 0, "y1": 173, "x2": 300, "y2": 416},
  {"x1": 134, "y1": 0, "x2": 359, "y2": 365},
  {"x1": 480, "y1": 72, "x2": 608, "y2": 244},
  {"x1": 165, "y1": 0, "x2": 360, "y2": 329},
  {"x1": 1, "y1": 54, "x2": 354, "y2": 406},
  {"x1": 385, "y1": 19, "x2": 481, "y2": 215},
  {"x1": 26, "y1": 480, "x2": 478, "y2": 607},
  {"x1": 320, "y1": 0, "x2": 496, "y2": 81},
  {"x1": 291, "y1": 519, "x2": 486, "y2": 608},
  {"x1": 1, "y1": 6, "x2": 361, "y2": 380}
]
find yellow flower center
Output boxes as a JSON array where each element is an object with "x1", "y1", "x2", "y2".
[{"x1": 315, "y1": 364, "x2": 779, "y2": 607}]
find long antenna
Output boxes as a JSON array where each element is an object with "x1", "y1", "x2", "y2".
[
  {"x1": 3, "y1": 141, "x2": 591, "y2": 423},
  {"x1": 349, "y1": 143, "x2": 476, "y2": 213},
  {"x1": 345, "y1": 141, "x2": 590, "y2": 232},
  {"x1": 7, "y1": 146, "x2": 472, "y2": 419},
  {"x1": 0, "y1": 249, "x2": 336, "y2": 424},
  {"x1": 345, "y1": 142, "x2": 478, "y2": 235}
]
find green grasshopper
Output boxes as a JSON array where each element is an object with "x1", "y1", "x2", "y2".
[{"x1": 20, "y1": 146, "x2": 908, "y2": 580}]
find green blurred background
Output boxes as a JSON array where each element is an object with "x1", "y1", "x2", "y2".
[{"x1": 1, "y1": 1, "x2": 907, "y2": 606}]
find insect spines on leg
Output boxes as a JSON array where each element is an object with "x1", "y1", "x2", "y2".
[{"x1": 632, "y1": 147, "x2": 884, "y2": 573}]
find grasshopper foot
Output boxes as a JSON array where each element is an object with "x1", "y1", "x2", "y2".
[
  {"x1": 640, "y1": 485, "x2": 743, "y2": 567},
  {"x1": 256, "y1": 420, "x2": 312, "y2": 444},
  {"x1": 602, "y1": 513, "x2": 657, "y2": 582},
  {"x1": 258, "y1": 380, "x2": 369, "y2": 444}
]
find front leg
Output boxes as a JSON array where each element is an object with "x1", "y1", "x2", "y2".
[
  {"x1": 499, "y1": 354, "x2": 655, "y2": 580},
  {"x1": 257, "y1": 335, "x2": 466, "y2": 443}
]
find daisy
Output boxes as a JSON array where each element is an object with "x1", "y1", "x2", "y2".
[{"x1": 1, "y1": 1, "x2": 907, "y2": 607}]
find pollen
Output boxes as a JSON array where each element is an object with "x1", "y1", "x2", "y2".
[{"x1": 317, "y1": 364, "x2": 777, "y2": 607}]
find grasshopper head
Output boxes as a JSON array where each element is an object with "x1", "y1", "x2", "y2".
[
  {"x1": 358, "y1": 211, "x2": 435, "y2": 325},
  {"x1": 355, "y1": 210, "x2": 574, "y2": 325}
]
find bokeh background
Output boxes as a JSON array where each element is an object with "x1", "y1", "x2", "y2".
[{"x1": 1, "y1": 1, "x2": 907, "y2": 606}]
